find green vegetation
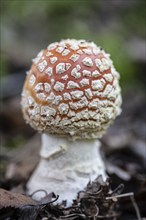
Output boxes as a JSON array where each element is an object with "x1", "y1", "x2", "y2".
[{"x1": 1, "y1": 0, "x2": 145, "y2": 87}]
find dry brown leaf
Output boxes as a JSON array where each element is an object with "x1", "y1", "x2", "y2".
[{"x1": 0, "y1": 188, "x2": 37, "y2": 209}]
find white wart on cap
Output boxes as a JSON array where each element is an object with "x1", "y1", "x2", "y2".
[{"x1": 21, "y1": 39, "x2": 122, "y2": 139}]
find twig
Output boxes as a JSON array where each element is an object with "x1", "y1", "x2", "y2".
[
  {"x1": 60, "y1": 213, "x2": 86, "y2": 219},
  {"x1": 106, "y1": 192, "x2": 142, "y2": 220},
  {"x1": 106, "y1": 192, "x2": 134, "y2": 200},
  {"x1": 94, "y1": 205, "x2": 99, "y2": 220},
  {"x1": 130, "y1": 194, "x2": 142, "y2": 220}
]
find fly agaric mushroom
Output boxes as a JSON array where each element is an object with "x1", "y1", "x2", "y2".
[{"x1": 21, "y1": 39, "x2": 122, "y2": 203}]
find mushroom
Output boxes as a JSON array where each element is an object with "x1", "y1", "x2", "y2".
[{"x1": 21, "y1": 39, "x2": 122, "y2": 204}]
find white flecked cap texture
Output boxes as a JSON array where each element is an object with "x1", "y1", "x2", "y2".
[{"x1": 21, "y1": 39, "x2": 122, "y2": 139}]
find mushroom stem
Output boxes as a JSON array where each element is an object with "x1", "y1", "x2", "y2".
[{"x1": 27, "y1": 133, "x2": 107, "y2": 204}]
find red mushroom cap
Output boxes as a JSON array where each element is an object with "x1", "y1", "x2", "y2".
[{"x1": 21, "y1": 39, "x2": 122, "y2": 139}]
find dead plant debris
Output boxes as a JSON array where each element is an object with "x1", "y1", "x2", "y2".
[{"x1": 0, "y1": 176, "x2": 142, "y2": 220}]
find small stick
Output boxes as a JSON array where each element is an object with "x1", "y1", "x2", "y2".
[
  {"x1": 106, "y1": 192, "x2": 142, "y2": 220},
  {"x1": 60, "y1": 213, "x2": 86, "y2": 219},
  {"x1": 106, "y1": 192, "x2": 134, "y2": 200},
  {"x1": 130, "y1": 195, "x2": 142, "y2": 220}
]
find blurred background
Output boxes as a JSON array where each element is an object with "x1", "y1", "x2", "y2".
[
  {"x1": 1, "y1": 0, "x2": 145, "y2": 148},
  {"x1": 0, "y1": 0, "x2": 146, "y2": 218}
]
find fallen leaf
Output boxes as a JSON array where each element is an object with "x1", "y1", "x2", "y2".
[{"x1": 0, "y1": 188, "x2": 37, "y2": 209}]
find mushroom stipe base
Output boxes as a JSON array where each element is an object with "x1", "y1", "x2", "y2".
[{"x1": 27, "y1": 133, "x2": 107, "y2": 205}]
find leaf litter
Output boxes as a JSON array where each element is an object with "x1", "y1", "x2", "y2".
[{"x1": 0, "y1": 176, "x2": 142, "y2": 220}]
